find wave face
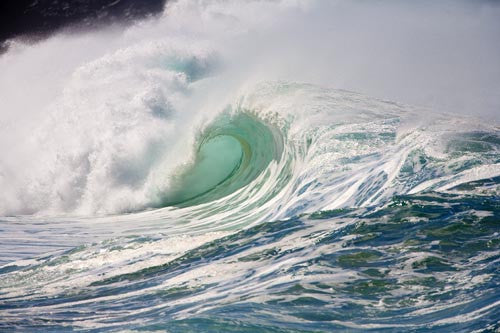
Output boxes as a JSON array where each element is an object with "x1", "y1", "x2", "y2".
[{"x1": 0, "y1": 1, "x2": 499, "y2": 332}]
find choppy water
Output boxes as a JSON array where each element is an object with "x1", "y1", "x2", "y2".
[{"x1": 1, "y1": 1, "x2": 499, "y2": 332}]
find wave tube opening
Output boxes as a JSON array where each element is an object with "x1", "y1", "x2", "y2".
[{"x1": 157, "y1": 112, "x2": 284, "y2": 208}]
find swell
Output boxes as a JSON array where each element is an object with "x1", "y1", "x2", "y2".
[
  {"x1": 0, "y1": 82, "x2": 497, "y2": 262},
  {"x1": 0, "y1": 1, "x2": 499, "y2": 331},
  {"x1": 0, "y1": 78, "x2": 499, "y2": 333},
  {"x1": 1, "y1": 193, "x2": 498, "y2": 332}
]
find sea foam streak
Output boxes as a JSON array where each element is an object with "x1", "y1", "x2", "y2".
[{"x1": 0, "y1": 0, "x2": 499, "y2": 332}]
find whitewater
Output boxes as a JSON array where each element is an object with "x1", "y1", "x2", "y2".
[{"x1": 0, "y1": 1, "x2": 499, "y2": 332}]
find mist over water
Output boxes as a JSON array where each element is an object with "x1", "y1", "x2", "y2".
[
  {"x1": 1, "y1": 0, "x2": 499, "y2": 215},
  {"x1": 0, "y1": 1, "x2": 499, "y2": 332}
]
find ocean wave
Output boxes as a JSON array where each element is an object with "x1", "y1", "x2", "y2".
[{"x1": 0, "y1": 0, "x2": 499, "y2": 331}]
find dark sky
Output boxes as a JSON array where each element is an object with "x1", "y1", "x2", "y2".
[{"x1": 0, "y1": 0, "x2": 167, "y2": 52}]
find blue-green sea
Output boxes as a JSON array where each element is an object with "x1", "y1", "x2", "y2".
[{"x1": 0, "y1": 1, "x2": 499, "y2": 332}]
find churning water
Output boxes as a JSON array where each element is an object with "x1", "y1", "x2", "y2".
[{"x1": 0, "y1": 1, "x2": 499, "y2": 332}]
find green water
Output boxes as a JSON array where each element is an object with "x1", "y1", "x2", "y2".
[{"x1": 159, "y1": 112, "x2": 283, "y2": 207}]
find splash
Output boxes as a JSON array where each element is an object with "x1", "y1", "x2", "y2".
[{"x1": 0, "y1": 0, "x2": 499, "y2": 332}]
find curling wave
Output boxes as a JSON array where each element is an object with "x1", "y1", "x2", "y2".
[
  {"x1": 0, "y1": 0, "x2": 499, "y2": 332},
  {"x1": 156, "y1": 111, "x2": 284, "y2": 208}
]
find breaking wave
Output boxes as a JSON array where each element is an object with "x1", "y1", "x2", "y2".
[{"x1": 0, "y1": 1, "x2": 499, "y2": 332}]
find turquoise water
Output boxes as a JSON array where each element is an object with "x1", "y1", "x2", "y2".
[
  {"x1": 0, "y1": 89, "x2": 498, "y2": 331},
  {"x1": 0, "y1": 1, "x2": 499, "y2": 330},
  {"x1": 159, "y1": 112, "x2": 282, "y2": 208}
]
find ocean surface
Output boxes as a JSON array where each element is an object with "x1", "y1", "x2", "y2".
[{"x1": 0, "y1": 1, "x2": 499, "y2": 332}]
